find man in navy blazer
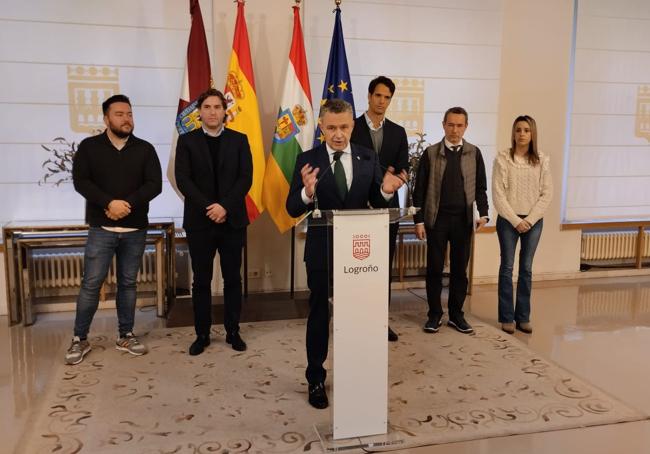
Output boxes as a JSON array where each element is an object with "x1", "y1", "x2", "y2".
[
  {"x1": 286, "y1": 98, "x2": 407, "y2": 409},
  {"x1": 175, "y1": 88, "x2": 252, "y2": 356},
  {"x1": 351, "y1": 76, "x2": 409, "y2": 342}
]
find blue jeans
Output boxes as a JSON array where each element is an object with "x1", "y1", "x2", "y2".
[
  {"x1": 496, "y1": 216, "x2": 543, "y2": 323},
  {"x1": 73, "y1": 227, "x2": 146, "y2": 338}
]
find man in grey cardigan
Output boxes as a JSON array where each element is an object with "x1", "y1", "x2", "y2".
[{"x1": 412, "y1": 107, "x2": 488, "y2": 335}]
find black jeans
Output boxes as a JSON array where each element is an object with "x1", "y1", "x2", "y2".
[
  {"x1": 425, "y1": 212, "x2": 472, "y2": 321},
  {"x1": 186, "y1": 225, "x2": 245, "y2": 336}
]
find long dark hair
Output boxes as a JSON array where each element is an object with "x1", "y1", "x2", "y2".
[{"x1": 510, "y1": 115, "x2": 540, "y2": 166}]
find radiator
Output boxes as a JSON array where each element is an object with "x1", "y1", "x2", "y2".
[
  {"x1": 30, "y1": 249, "x2": 157, "y2": 297},
  {"x1": 581, "y1": 231, "x2": 650, "y2": 261},
  {"x1": 393, "y1": 238, "x2": 427, "y2": 271}
]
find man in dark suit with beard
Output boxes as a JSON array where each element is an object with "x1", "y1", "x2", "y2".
[
  {"x1": 286, "y1": 98, "x2": 407, "y2": 409},
  {"x1": 174, "y1": 88, "x2": 252, "y2": 355},
  {"x1": 351, "y1": 76, "x2": 409, "y2": 342}
]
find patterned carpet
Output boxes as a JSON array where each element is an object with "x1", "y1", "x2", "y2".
[{"x1": 22, "y1": 313, "x2": 646, "y2": 453}]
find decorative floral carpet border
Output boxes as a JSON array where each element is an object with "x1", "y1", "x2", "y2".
[{"x1": 22, "y1": 314, "x2": 646, "y2": 453}]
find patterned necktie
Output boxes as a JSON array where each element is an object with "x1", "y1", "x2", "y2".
[
  {"x1": 333, "y1": 151, "x2": 348, "y2": 200},
  {"x1": 452, "y1": 145, "x2": 461, "y2": 153}
]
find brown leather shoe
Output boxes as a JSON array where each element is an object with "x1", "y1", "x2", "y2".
[
  {"x1": 516, "y1": 322, "x2": 533, "y2": 334},
  {"x1": 501, "y1": 323, "x2": 515, "y2": 334}
]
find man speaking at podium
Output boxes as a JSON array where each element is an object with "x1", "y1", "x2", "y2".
[{"x1": 286, "y1": 98, "x2": 407, "y2": 409}]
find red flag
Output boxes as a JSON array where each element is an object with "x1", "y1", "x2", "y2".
[{"x1": 168, "y1": 0, "x2": 213, "y2": 197}]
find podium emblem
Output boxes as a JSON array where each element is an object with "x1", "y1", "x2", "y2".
[{"x1": 352, "y1": 236, "x2": 371, "y2": 260}]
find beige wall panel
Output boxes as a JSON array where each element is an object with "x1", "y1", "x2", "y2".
[
  {"x1": 307, "y1": 38, "x2": 502, "y2": 80},
  {"x1": 0, "y1": 62, "x2": 182, "y2": 106},
  {"x1": 0, "y1": 22, "x2": 190, "y2": 68},
  {"x1": 0, "y1": 104, "x2": 177, "y2": 145},
  {"x1": 305, "y1": 2, "x2": 501, "y2": 44},
  {"x1": 2, "y1": 0, "x2": 213, "y2": 30},
  {"x1": 0, "y1": 182, "x2": 183, "y2": 225},
  {"x1": 0, "y1": 183, "x2": 84, "y2": 221}
]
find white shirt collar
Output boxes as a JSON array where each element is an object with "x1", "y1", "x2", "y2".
[
  {"x1": 364, "y1": 112, "x2": 385, "y2": 131},
  {"x1": 444, "y1": 138, "x2": 463, "y2": 150},
  {"x1": 325, "y1": 142, "x2": 351, "y2": 157},
  {"x1": 202, "y1": 124, "x2": 224, "y2": 137}
]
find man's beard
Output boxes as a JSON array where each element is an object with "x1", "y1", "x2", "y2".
[{"x1": 109, "y1": 123, "x2": 133, "y2": 139}]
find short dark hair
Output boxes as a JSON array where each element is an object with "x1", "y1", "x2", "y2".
[
  {"x1": 102, "y1": 94, "x2": 131, "y2": 115},
  {"x1": 319, "y1": 98, "x2": 353, "y2": 118},
  {"x1": 443, "y1": 106, "x2": 468, "y2": 124},
  {"x1": 197, "y1": 88, "x2": 227, "y2": 110},
  {"x1": 368, "y1": 76, "x2": 395, "y2": 96}
]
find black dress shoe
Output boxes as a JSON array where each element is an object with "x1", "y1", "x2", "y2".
[
  {"x1": 388, "y1": 326, "x2": 398, "y2": 342},
  {"x1": 226, "y1": 332, "x2": 247, "y2": 352},
  {"x1": 423, "y1": 316, "x2": 443, "y2": 333},
  {"x1": 448, "y1": 317, "x2": 474, "y2": 334},
  {"x1": 308, "y1": 382, "x2": 329, "y2": 409},
  {"x1": 189, "y1": 334, "x2": 210, "y2": 356}
]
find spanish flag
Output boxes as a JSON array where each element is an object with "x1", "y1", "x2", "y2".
[
  {"x1": 224, "y1": 0, "x2": 265, "y2": 223},
  {"x1": 262, "y1": 3, "x2": 313, "y2": 233}
]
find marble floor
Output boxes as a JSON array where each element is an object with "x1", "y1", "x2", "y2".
[{"x1": 1, "y1": 275, "x2": 649, "y2": 453}]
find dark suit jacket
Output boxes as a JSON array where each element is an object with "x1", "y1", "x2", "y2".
[
  {"x1": 286, "y1": 143, "x2": 390, "y2": 270},
  {"x1": 350, "y1": 115, "x2": 409, "y2": 208},
  {"x1": 175, "y1": 128, "x2": 253, "y2": 231}
]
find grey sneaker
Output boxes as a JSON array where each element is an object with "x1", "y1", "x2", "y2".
[
  {"x1": 115, "y1": 332, "x2": 148, "y2": 356},
  {"x1": 65, "y1": 336, "x2": 91, "y2": 365}
]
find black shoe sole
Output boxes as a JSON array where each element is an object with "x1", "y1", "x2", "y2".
[
  {"x1": 423, "y1": 321, "x2": 443, "y2": 333},
  {"x1": 226, "y1": 337, "x2": 247, "y2": 352},
  {"x1": 447, "y1": 320, "x2": 474, "y2": 334}
]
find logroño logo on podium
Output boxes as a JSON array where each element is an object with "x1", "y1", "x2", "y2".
[{"x1": 352, "y1": 234, "x2": 371, "y2": 260}]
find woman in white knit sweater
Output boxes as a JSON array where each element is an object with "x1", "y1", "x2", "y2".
[{"x1": 492, "y1": 115, "x2": 553, "y2": 334}]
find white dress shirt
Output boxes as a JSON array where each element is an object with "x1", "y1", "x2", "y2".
[{"x1": 301, "y1": 143, "x2": 393, "y2": 204}]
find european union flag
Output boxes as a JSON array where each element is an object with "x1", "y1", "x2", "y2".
[{"x1": 314, "y1": 6, "x2": 355, "y2": 146}]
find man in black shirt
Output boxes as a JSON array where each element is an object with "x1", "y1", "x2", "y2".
[
  {"x1": 174, "y1": 88, "x2": 252, "y2": 355},
  {"x1": 65, "y1": 94, "x2": 162, "y2": 365},
  {"x1": 412, "y1": 107, "x2": 488, "y2": 335}
]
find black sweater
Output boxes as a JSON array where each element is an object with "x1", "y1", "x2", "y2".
[
  {"x1": 72, "y1": 132, "x2": 162, "y2": 229},
  {"x1": 438, "y1": 145, "x2": 466, "y2": 216}
]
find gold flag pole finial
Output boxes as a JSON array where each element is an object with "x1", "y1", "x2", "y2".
[
  {"x1": 335, "y1": 0, "x2": 342, "y2": 6},
  {"x1": 295, "y1": 0, "x2": 301, "y2": 5}
]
